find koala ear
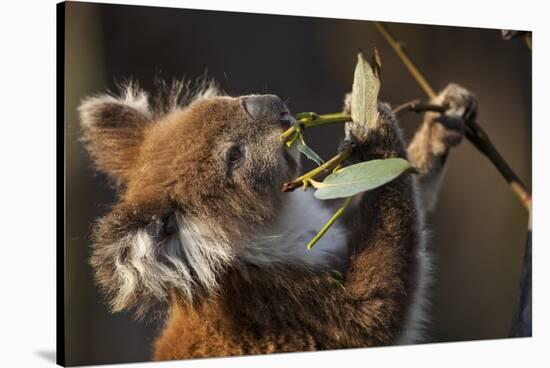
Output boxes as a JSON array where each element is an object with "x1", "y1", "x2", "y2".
[
  {"x1": 91, "y1": 199, "x2": 235, "y2": 317},
  {"x1": 90, "y1": 203, "x2": 183, "y2": 317},
  {"x1": 79, "y1": 84, "x2": 152, "y2": 183}
]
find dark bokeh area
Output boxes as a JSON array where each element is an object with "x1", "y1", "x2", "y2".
[{"x1": 64, "y1": 2, "x2": 532, "y2": 366}]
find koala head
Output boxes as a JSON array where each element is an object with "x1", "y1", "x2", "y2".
[{"x1": 79, "y1": 81, "x2": 301, "y2": 317}]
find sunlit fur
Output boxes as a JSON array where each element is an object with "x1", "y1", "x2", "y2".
[{"x1": 80, "y1": 79, "x2": 475, "y2": 358}]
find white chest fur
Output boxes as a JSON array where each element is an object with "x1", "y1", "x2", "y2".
[{"x1": 241, "y1": 190, "x2": 349, "y2": 270}]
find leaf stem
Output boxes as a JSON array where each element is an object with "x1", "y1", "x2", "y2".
[
  {"x1": 286, "y1": 130, "x2": 300, "y2": 147},
  {"x1": 375, "y1": 21, "x2": 531, "y2": 211},
  {"x1": 282, "y1": 148, "x2": 352, "y2": 192},
  {"x1": 281, "y1": 113, "x2": 351, "y2": 142},
  {"x1": 305, "y1": 113, "x2": 352, "y2": 128},
  {"x1": 307, "y1": 196, "x2": 353, "y2": 250}
]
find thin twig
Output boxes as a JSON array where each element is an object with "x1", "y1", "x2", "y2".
[
  {"x1": 393, "y1": 100, "x2": 449, "y2": 116},
  {"x1": 375, "y1": 22, "x2": 437, "y2": 99},
  {"x1": 307, "y1": 196, "x2": 353, "y2": 250},
  {"x1": 282, "y1": 148, "x2": 352, "y2": 192},
  {"x1": 375, "y1": 21, "x2": 531, "y2": 211}
]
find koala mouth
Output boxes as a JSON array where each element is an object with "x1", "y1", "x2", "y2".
[
  {"x1": 279, "y1": 111, "x2": 293, "y2": 130},
  {"x1": 281, "y1": 145, "x2": 300, "y2": 180},
  {"x1": 277, "y1": 112, "x2": 300, "y2": 180}
]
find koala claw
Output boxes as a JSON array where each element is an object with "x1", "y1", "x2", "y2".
[
  {"x1": 435, "y1": 83, "x2": 478, "y2": 122},
  {"x1": 428, "y1": 83, "x2": 478, "y2": 151},
  {"x1": 338, "y1": 134, "x2": 357, "y2": 153}
]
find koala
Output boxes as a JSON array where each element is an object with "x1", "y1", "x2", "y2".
[{"x1": 79, "y1": 80, "x2": 476, "y2": 360}]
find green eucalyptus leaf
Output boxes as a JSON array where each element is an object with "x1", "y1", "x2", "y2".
[
  {"x1": 314, "y1": 158, "x2": 416, "y2": 200},
  {"x1": 297, "y1": 142, "x2": 324, "y2": 166},
  {"x1": 351, "y1": 50, "x2": 381, "y2": 129}
]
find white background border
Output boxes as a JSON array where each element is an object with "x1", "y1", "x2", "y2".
[{"x1": 0, "y1": 0, "x2": 547, "y2": 367}]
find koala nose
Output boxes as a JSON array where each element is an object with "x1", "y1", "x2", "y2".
[{"x1": 244, "y1": 95, "x2": 292, "y2": 126}]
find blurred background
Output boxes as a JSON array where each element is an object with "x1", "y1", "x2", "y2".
[{"x1": 63, "y1": 2, "x2": 532, "y2": 366}]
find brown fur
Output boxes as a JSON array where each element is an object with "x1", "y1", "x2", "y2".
[
  {"x1": 152, "y1": 102, "x2": 419, "y2": 359},
  {"x1": 79, "y1": 81, "x2": 475, "y2": 361}
]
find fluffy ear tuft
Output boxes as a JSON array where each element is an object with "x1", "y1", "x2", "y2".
[
  {"x1": 90, "y1": 202, "x2": 235, "y2": 318},
  {"x1": 79, "y1": 83, "x2": 152, "y2": 182},
  {"x1": 190, "y1": 79, "x2": 220, "y2": 102},
  {"x1": 150, "y1": 77, "x2": 221, "y2": 115}
]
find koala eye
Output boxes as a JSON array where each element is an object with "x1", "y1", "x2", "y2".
[{"x1": 227, "y1": 144, "x2": 245, "y2": 168}]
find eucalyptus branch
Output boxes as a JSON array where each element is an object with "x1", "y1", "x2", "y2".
[
  {"x1": 282, "y1": 148, "x2": 352, "y2": 192},
  {"x1": 464, "y1": 121, "x2": 532, "y2": 208},
  {"x1": 375, "y1": 21, "x2": 532, "y2": 211},
  {"x1": 282, "y1": 51, "x2": 419, "y2": 251}
]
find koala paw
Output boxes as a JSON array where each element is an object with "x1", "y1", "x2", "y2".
[
  {"x1": 340, "y1": 101, "x2": 405, "y2": 160},
  {"x1": 428, "y1": 83, "x2": 478, "y2": 153},
  {"x1": 436, "y1": 83, "x2": 478, "y2": 122},
  {"x1": 343, "y1": 102, "x2": 395, "y2": 143}
]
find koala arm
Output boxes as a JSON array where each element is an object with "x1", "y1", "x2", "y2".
[
  {"x1": 309, "y1": 86, "x2": 478, "y2": 345},
  {"x1": 407, "y1": 83, "x2": 477, "y2": 212},
  {"x1": 334, "y1": 103, "x2": 419, "y2": 345},
  {"x1": 309, "y1": 86, "x2": 478, "y2": 346}
]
